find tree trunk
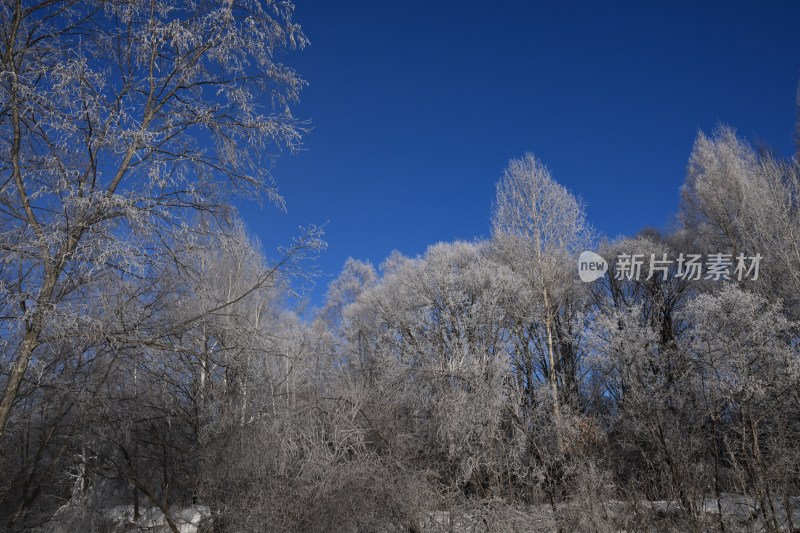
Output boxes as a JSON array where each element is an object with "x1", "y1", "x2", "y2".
[
  {"x1": 542, "y1": 287, "x2": 561, "y2": 428},
  {"x1": 0, "y1": 270, "x2": 58, "y2": 441}
]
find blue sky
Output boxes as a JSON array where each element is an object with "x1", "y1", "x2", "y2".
[{"x1": 240, "y1": 1, "x2": 800, "y2": 306}]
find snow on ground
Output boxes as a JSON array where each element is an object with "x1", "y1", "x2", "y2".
[{"x1": 41, "y1": 494, "x2": 800, "y2": 532}]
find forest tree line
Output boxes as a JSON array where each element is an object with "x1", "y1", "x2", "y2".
[{"x1": 1, "y1": 1, "x2": 800, "y2": 531}]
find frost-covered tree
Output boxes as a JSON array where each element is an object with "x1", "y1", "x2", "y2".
[
  {"x1": 0, "y1": 0, "x2": 309, "y2": 439},
  {"x1": 491, "y1": 153, "x2": 592, "y2": 416},
  {"x1": 319, "y1": 258, "x2": 379, "y2": 379},
  {"x1": 321, "y1": 258, "x2": 378, "y2": 327},
  {"x1": 685, "y1": 286, "x2": 800, "y2": 528},
  {"x1": 594, "y1": 233, "x2": 693, "y2": 365},
  {"x1": 337, "y1": 242, "x2": 527, "y2": 498},
  {"x1": 586, "y1": 298, "x2": 705, "y2": 514},
  {"x1": 680, "y1": 126, "x2": 800, "y2": 318},
  {"x1": 19, "y1": 220, "x2": 310, "y2": 532}
]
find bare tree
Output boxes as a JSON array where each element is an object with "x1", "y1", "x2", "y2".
[
  {"x1": 680, "y1": 126, "x2": 800, "y2": 317},
  {"x1": 0, "y1": 0, "x2": 308, "y2": 440},
  {"x1": 686, "y1": 286, "x2": 800, "y2": 530},
  {"x1": 491, "y1": 153, "x2": 592, "y2": 422}
]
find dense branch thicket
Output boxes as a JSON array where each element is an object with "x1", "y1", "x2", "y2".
[{"x1": 1, "y1": 2, "x2": 800, "y2": 532}]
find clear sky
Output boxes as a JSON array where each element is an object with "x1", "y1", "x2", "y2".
[{"x1": 240, "y1": 0, "x2": 800, "y2": 306}]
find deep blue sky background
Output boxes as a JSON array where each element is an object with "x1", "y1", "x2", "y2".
[{"x1": 240, "y1": 0, "x2": 800, "y2": 307}]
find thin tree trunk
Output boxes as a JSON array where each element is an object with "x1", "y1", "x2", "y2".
[
  {"x1": 0, "y1": 270, "x2": 58, "y2": 441},
  {"x1": 543, "y1": 287, "x2": 561, "y2": 431}
]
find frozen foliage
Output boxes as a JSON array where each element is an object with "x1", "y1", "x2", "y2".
[
  {"x1": 681, "y1": 126, "x2": 800, "y2": 316},
  {"x1": 0, "y1": 0, "x2": 311, "y2": 442},
  {"x1": 12, "y1": 139, "x2": 795, "y2": 531},
  {"x1": 2, "y1": 3, "x2": 800, "y2": 528}
]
